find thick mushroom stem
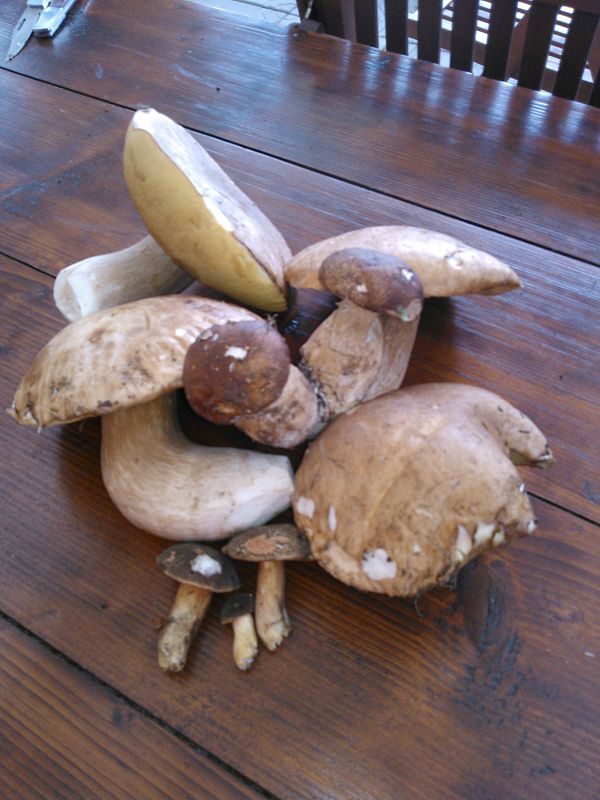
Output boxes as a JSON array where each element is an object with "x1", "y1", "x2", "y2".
[
  {"x1": 158, "y1": 584, "x2": 212, "y2": 672},
  {"x1": 53, "y1": 235, "x2": 192, "y2": 322},
  {"x1": 231, "y1": 615, "x2": 259, "y2": 671},
  {"x1": 255, "y1": 561, "x2": 290, "y2": 651}
]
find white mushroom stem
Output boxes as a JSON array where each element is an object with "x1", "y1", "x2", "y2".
[
  {"x1": 231, "y1": 614, "x2": 259, "y2": 671},
  {"x1": 235, "y1": 366, "x2": 323, "y2": 448},
  {"x1": 255, "y1": 561, "x2": 290, "y2": 651},
  {"x1": 300, "y1": 301, "x2": 420, "y2": 418},
  {"x1": 53, "y1": 235, "x2": 192, "y2": 322},
  {"x1": 101, "y1": 393, "x2": 294, "y2": 541},
  {"x1": 157, "y1": 584, "x2": 212, "y2": 672}
]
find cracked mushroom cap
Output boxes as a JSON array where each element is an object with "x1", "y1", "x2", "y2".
[
  {"x1": 10, "y1": 295, "x2": 260, "y2": 428},
  {"x1": 293, "y1": 383, "x2": 552, "y2": 597},
  {"x1": 285, "y1": 226, "x2": 521, "y2": 297},
  {"x1": 223, "y1": 524, "x2": 312, "y2": 561},
  {"x1": 157, "y1": 543, "x2": 240, "y2": 592}
]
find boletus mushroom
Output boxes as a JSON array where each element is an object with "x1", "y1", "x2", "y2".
[
  {"x1": 220, "y1": 592, "x2": 259, "y2": 671},
  {"x1": 9, "y1": 295, "x2": 294, "y2": 540},
  {"x1": 293, "y1": 383, "x2": 553, "y2": 596},
  {"x1": 123, "y1": 107, "x2": 290, "y2": 312},
  {"x1": 286, "y1": 229, "x2": 522, "y2": 420},
  {"x1": 157, "y1": 543, "x2": 240, "y2": 672},
  {"x1": 223, "y1": 524, "x2": 311, "y2": 650}
]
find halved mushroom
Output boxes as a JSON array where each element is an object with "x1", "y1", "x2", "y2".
[
  {"x1": 53, "y1": 235, "x2": 193, "y2": 322},
  {"x1": 10, "y1": 296, "x2": 294, "y2": 540},
  {"x1": 123, "y1": 108, "x2": 290, "y2": 311},
  {"x1": 223, "y1": 524, "x2": 311, "y2": 651},
  {"x1": 293, "y1": 383, "x2": 553, "y2": 597},
  {"x1": 157, "y1": 543, "x2": 240, "y2": 672},
  {"x1": 220, "y1": 592, "x2": 259, "y2": 671},
  {"x1": 287, "y1": 230, "x2": 521, "y2": 420}
]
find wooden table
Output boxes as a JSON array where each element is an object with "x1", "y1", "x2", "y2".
[{"x1": 1, "y1": 1, "x2": 598, "y2": 798}]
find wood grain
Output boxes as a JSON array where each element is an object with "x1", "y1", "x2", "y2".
[
  {"x1": 1, "y1": 76, "x2": 598, "y2": 521},
  {"x1": 1, "y1": 259, "x2": 599, "y2": 800},
  {"x1": 0, "y1": 619, "x2": 267, "y2": 800},
  {"x1": 0, "y1": 0, "x2": 598, "y2": 264}
]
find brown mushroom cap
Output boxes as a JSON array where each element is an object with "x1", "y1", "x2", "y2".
[
  {"x1": 223, "y1": 524, "x2": 311, "y2": 561},
  {"x1": 157, "y1": 543, "x2": 240, "y2": 592},
  {"x1": 183, "y1": 319, "x2": 291, "y2": 424},
  {"x1": 293, "y1": 384, "x2": 551, "y2": 597},
  {"x1": 220, "y1": 592, "x2": 255, "y2": 624},
  {"x1": 319, "y1": 248, "x2": 424, "y2": 321}
]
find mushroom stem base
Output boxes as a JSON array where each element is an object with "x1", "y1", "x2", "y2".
[
  {"x1": 232, "y1": 614, "x2": 259, "y2": 670},
  {"x1": 158, "y1": 584, "x2": 212, "y2": 672},
  {"x1": 255, "y1": 561, "x2": 290, "y2": 651}
]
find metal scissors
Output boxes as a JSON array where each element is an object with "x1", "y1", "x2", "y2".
[{"x1": 6, "y1": 0, "x2": 79, "y2": 61}]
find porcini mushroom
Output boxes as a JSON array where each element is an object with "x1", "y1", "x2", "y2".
[
  {"x1": 287, "y1": 229, "x2": 522, "y2": 420},
  {"x1": 223, "y1": 524, "x2": 311, "y2": 651},
  {"x1": 220, "y1": 592, "x2": 259, "y2": 671},
  {"x1": 53, "y1": 235, "x2": 192, "y2": 322},
  {"x1": 10, "y1": 295, "x2": 294, "y2": 540},
  {"x1": 293, "y1": 383, "x2": 553, "y2": 596},
  {"x1": 156, "y1": 543, "x2": 240, "y2": 672},
  {"x1": 183, "y1": 317, "x2": 322, "y2": 449},
  {"x1": 123, "y1": 108, "x2": 290, "y2": 311}
]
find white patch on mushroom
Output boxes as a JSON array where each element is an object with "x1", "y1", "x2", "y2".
[
  {"x1": 412, "y1": 543, "x2": 422, "y2": 555},
  {"x1": 474, "y1": 522, "x2": 496, "y2": 547},
  {"x1": 296, "y1": 496, "x2": 315, "y2": 518},
  {"x1": 355, "y1": 283, "x2": 368, "y2": 294},
  {"x1": 584, "y1": 651, "x2": 595, "y2": 658},
  {"x1": 527, "y1": 519, "x2": 537, "y2": 534},
  {"x1": 327, "y1": 505, "x2": 337, "y2": 532},
  {"x1": 492, "y1": 530, "x2": 506, "y2": 547},
  {"x1": 519, "y1": 483, "x2": 526, "y2": 494},
  {"x1": 453, "y1": 525, "x2": 472, "y2": 563},
  {"x1": 190, "y1": 553, "x2": 222, "y2": 576},
  {"x1": 401, "y1": 268, "x2": 413, "y2": 281},
  {"x1": 224, "y1": 346, "x2": 248, "y2": 360},
  {"x1": 362, "y1": 548, "x2": 397, "y2": 581}
]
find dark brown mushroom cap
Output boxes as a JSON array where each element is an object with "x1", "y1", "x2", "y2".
[
  {"x1": 220, "y1": 592, "x2": 255, "y2": 623},
  {"x1": 319, "y1": 248, "x2": 424, "y2": 321},
  {"x1": 156, "y1": 543, "x2": 240, "y2": 592},
  {"x1": 183, "y1": 319, "x2": 291, "y2": 425},
  {"x1": 223, "y1": 524, "x2": 311, "y2": 561}
]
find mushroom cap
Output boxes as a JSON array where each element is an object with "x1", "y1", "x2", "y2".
[
  {"x1": 183, "y1": 319, "x2": 291, "y2": 424},
  {"x1": 319, "y1": 248, "x2": 424, "y2": 321},
  {"x1": 11, "y1": 295, "x2": 258, "y2": 428},
  {"x1": 156, "y1": 542, "x2": 240, "y2": 592},
  {"x1": 220, "y1": 592, "x2": 255, "y2": 623},
  {"x1": 123, "y1": 108, "x2": 290, "y2": 312},
  {"x1": 285, "y1": 226, "x2": 521, "y2": 297},
  {"x1": 223, "y1": 524, "x2": 311, "y2": 561},
  {"x1": 293, "y1": 384, "x2": 550, "y2": 597}
]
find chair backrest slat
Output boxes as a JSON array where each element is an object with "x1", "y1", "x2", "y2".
[
  {"x1": 518, "y1": 1, "x2": 559, "y2": 90},
  {"x1": 483, "y1": 0, "x2": 519, "y2": 80},
  {"x1": 450, "y1": 0, "x2": 479, "y2": 72},
  {"x1": 417, "y1": 0, "x2": 443, "y2": 63},
  {"x1": 355, "y1": 0, "x2": 379, "y2": 46},
  {"x1": 553, "y1": 10, "x2": 599, "y2": 99},
  {"x1": 385, "y1": 0, "x2": 409, "y2": 54},
  {"x1": 590, "y1": 64, "x2": 600, "y2": 106}
]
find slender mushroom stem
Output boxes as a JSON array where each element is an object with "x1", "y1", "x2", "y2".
[
  {"x1": 231, "y1": 614, "x2": 259, "y2": 671},
  {"x1": 255, "y1": 561, "x2": 290, "y2": 651},
  {"x1": 158, "y1": 584, "x2": 212, "y2": 672}
]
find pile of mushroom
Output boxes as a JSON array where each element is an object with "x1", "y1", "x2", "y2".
[{"x1": 10, "y1": 107, "x2": 553, "y2": 674}]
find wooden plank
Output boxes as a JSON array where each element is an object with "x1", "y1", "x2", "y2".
[
  {"x1": 483, "y1": 0, "x2": 519, "y2": 79},
  {"x1": 385, "y1": 0, "x2": 409, "y2": 54},
  {"x1": 0, "y1": 619, "x2": 268, "y2": 800},
  {"x1": 0, "y1": 1, "x2": 599, "y2": 265},
  {"x1": 0, "y1": 79, "x2": 598, "y2": 522},
  {"x1": 354, "y1": 0, "x2": 379, "y2": 46},
  {"x1": 450, "y1": 0, "x2": 479, "y2": 72},
  {"x1": 417, "y1": 0, "x2": 443, "y2": 63},
  {"x1": 518, "y1": 2, "x2": 559, "y2": 91},
  {"x1": 553, "y1": 10, "x2": 599, "y2": 100},
  {"x1": 0, "y1": 288, "x2": 598, "y2": 800}
]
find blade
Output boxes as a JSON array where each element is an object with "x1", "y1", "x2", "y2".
[{"x1": 6, "y1": 8, "x2": 40, "y2": 61}]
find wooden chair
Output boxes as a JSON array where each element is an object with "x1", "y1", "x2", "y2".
[{"x1": 296, "y1": 0, "x2": 600, "y2": 105}]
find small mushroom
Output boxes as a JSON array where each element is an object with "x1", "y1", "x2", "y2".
[
  {"x1": 220, "y1": 592, "x2": 259, "y2": 671},
  {"x1": 223, "y1": 524, "x2": 311, "y2": 651},
  {"x1": 156, "y1": 543, "x2": 240, "y2": 672}
]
